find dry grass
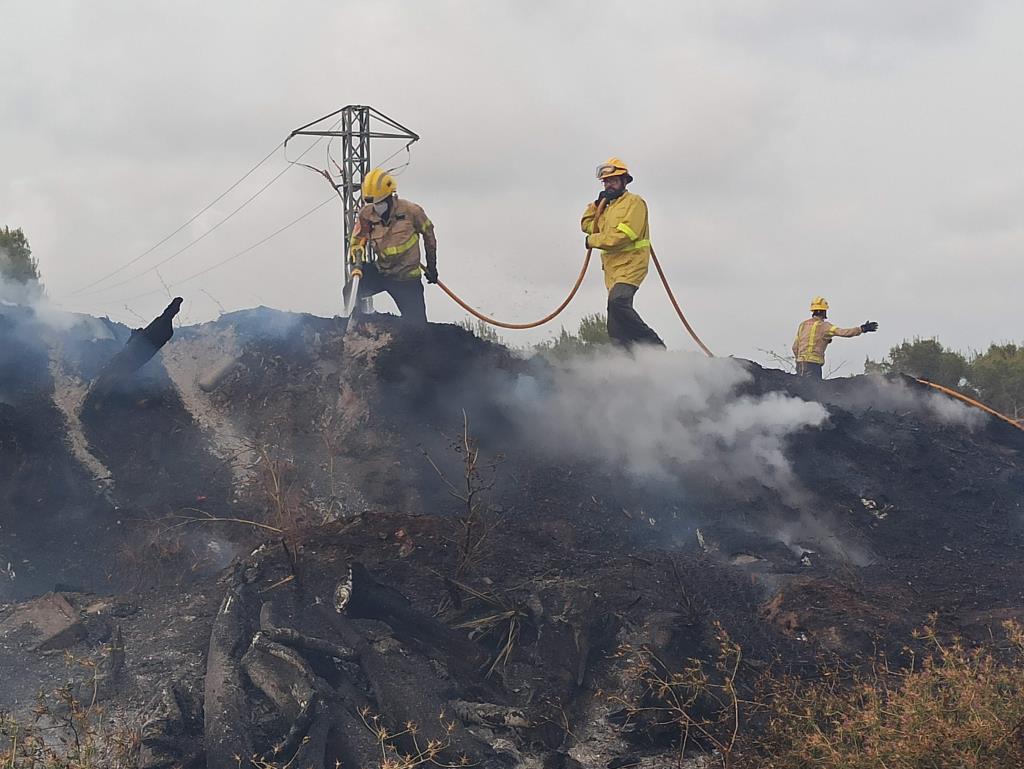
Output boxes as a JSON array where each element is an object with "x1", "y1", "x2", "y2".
[
  {"x1": 0, "y1": 689, "x2": 139, "y2": 768},
  {"x1": 747, "y1": 617, "x2": 1024, "y2": 769},
  {"x1": 614, "y1": 616, "x2": 1024, "y2": 769}
]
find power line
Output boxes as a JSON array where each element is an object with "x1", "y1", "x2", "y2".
[
  {"x1": 159, "y1": 196, "x2": 336, "y2": 289},
  {"x1": 68, "y1": 122, "x2": 341, "y2": 299},
  {"x1": 73, "y1": 162, "x2": 294, "y2": 297},
  {"x1": 90, "y1": 194, "x2": 337, "y2": 307},
  {"x1": 68, "y1": 140, "x2": 284, "y2": 295}
]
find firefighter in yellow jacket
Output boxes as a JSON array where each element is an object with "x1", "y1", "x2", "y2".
[
  {"x1": 348, "y1": 169, "x2": 438, "y2": 325},
  {"x1": 581, "y1": 158, "x2": 665, "y2": 349},
  {"x1": 793, "y1": 297, "x2": 878, "y2": 378}
]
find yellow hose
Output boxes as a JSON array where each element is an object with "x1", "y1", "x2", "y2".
[
  {"x1": 434, "y1": 248, "x2": 594, "y2": 330},
  {"x1": 428, "y1": 200, "x2": 606, "y2": 330},
  {"x1": 915, "y1": 378, "x2": 1024, "y2": 432},
  {"x1": 649, "y1": 244, "x2": 714, "y2": 358}
]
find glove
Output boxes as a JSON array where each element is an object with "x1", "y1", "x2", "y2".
[
  {"x1": 594, "y1": 190, "x2": 612, "y2": 206},
  {"x1": 584, "y1": 235, "x2": 593, "y2": 249},
  {"x1": 861, "y1": 321, "x2": 878, "y2": 333},
  {"x1": 424, "y1": 263, "x2": 438, "y2": 284},
  {"x1": 349, "y1": 244, "x2": 366, "y2": 264}
]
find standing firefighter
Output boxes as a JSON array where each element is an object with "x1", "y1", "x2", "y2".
[
  {"x1": 348, "y1": 169, "x2": 438, "y2": 325},
  {"x1": 793, "y1": 297, "x2": 878, "y2": 378},
  {"x1": 581, "y1": 158, "x2": 665, "y2": 349}
]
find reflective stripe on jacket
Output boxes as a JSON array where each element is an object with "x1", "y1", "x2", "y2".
[
  {"x1": 351, "y1": 197, "x2": 436, "y2": 280},
  {"x1": 792, "y1": 317, "x2": 863, "y2": 365},
  {"x1": 581, "y1": 191, "x2": 651, "y2": 291}
]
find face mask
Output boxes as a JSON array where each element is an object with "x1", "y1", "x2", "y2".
[{"x1": 373, "y1": 200, "x2": 390, "y2": 216}]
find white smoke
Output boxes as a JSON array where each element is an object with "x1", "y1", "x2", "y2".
[
  {"x1": 0, "y1": 247, "x2": 44, "y2": 306},
  {"x1": 0, "y1": 263, "x2": 109, "y2": 334},
  {"x1": 505, "y1": 347, "x2": 829, "y2": 494},
  {"x1": 835, "y1": 374, "x2": 984, "y2": 429}
]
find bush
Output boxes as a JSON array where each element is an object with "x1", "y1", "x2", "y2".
[
  {"x1": 748, "y1": 618, "x2": 1024, "y2": 768},
  {"x1": 613, "y1": 617, "x2": 1024, "y2": 768},
  {"x1": 534, "y1": 313, "x2": 610, "y2": 360}
]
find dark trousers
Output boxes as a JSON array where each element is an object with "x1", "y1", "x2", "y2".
[
  {"x1": 795, "y1": 361, "x2": 823, "y2": 379},
  {"x1": 356, "y1": 263, "x2": 427, "y2": 325},
  {"x1": 607, "y1": 282, "x2": 665, "y2": 349}
]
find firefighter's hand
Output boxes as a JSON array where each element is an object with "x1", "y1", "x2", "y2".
[
  {"x1": 349, "y1": 245, "x2": 366, "y2": 264},
  {"x1": 861, "y1": 321, "x2": 878, "y2": 333},
  {"x1": 424, "y1": 264, "x2": 438, "y2": 284}
]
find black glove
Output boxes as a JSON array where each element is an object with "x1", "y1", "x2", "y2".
[
  {"x1": 424, "y1": 260, "x2": 438, "y2": 284},
  {"x1": 594, "y1": 190, "x2": 612, "y2": 205},
  {"x1": 861, "y1": 321, "x2": 878, "y2": 333}
]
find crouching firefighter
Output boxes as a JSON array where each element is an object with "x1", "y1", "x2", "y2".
[
  {"x1": 793, "y1": 296, "x2": 878, "y2": 379},
  {"x1": 581, "y1": 157, "x2": 665, "y2": 349},
  {"x1": 346, "y1": 169, "x2": 438, "y2": 325}
]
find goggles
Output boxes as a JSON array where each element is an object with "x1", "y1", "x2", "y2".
[{"x1": 596, "y1": 163, "x2": 627, "y2": 180}]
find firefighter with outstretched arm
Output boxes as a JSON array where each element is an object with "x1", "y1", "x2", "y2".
[{"x1": 793, "y1": 296, "x2": 877, "y2": 378}]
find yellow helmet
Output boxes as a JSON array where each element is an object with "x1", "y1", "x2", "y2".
[
  {"x1": 361, "y1": 168, "x2": 396, "y2": 203},
  {"x1": 810, "y1": 296, "x2": 829, "y2": 312},
  {"x1": 596, "y1": 157, "x2": 631, "y2": 180}
]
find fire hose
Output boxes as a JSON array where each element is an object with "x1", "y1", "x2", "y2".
[
  {"x1": 344, "y1": 199, "x2": 714, "y2": 355},
  {"x1": 434, "y1": 243, "x2": 714, "y2": 356},
  {"x1": 425, "y1": 195, "x2": 714, "y2": 355},
  {"x1": 915, "y1": 379, "x2": 1024, "y2": 432},
  {"x1": 426, "y1": 198, "x2": 609, "y2": 332}
]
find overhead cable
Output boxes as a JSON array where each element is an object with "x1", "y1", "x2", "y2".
[
  {"x1": 64, "y1": 195, "x2": 336, "y2": 308},
  {"x1": 68, "y1": 140, "x2": 285, "y2": 296},
  {"x1": 70, "y1": 133, "x2": 335, "y2": 299}
]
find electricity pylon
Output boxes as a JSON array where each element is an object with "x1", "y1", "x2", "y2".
[{"x1": 289, "y1": 106, "x2": 419, "y2": 313}]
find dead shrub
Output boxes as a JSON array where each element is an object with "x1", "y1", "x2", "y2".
[
  {"x1": 0, "y1": 687, "x2": 139, "y2": 768},
  {"x1": 611, "y1": 621, "x2": 745, "y2": 767},
  {"x1": 612, "y1": 615, "x2": 1024, "y2": 768},
  {"x1": 422, "y1": 413, "x2": 504, "y2": 608}
]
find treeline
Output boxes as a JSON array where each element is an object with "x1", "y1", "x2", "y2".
[
  {"x1": 0, "y1": 226, "x2": 44, "y2": 301},
  {"x1": 867, "y1": 338, "x2": 1024, "y2": 421}
]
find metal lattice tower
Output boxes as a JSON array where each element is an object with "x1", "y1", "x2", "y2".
[{"x1": 288, "y1": 106, "x2": 419, "y2": 311}]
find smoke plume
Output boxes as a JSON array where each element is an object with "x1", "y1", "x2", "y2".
[
  {"x1": 832, "y1": 374, "x2": 985, "y2": 429},
  {"x1": 503, "y1": 347, "x2": 829, "y2": 495}
]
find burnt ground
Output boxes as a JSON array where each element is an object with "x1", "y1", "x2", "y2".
[{"x1": 0, "y1": 304, "x2": 1022, "y2": 768}]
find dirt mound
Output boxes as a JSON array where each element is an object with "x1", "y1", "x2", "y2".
[{"x1": 1, "y1": 304, "x2": 1022, "y2": 767}]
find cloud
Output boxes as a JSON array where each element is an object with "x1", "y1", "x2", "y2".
[{"x1": 1, "y1": 1, "x2": 1022, "y2": 366}]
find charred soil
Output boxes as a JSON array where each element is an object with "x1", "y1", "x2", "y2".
[{"x1": 1, "y1": 305, "x2": 1022, "y2": 768}]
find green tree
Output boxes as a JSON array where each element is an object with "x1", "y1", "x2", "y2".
[
  {"x1": 968, "y1": 343, "x2": 1024, "y2": 420},
  {"x1": 867, "y1": 338, "x2": 970, "y2": 389},
  {"x1": 0, "y1": 226, "x2": 41, "y2": 283},
  {"x1": 534, "y1": 313, "x2": 611, "y2": 360},
  {"x1": 0, "y1": 226, "x2": 44, "y2": 301}
]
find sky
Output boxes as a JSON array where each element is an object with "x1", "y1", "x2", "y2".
[{"x1": 2, "y1": 0, "x2": 1021, "y2": 368}]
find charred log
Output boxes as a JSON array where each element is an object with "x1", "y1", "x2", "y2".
[{"x1": 90, "y1": 297, "x2": 182, "y2": 395}]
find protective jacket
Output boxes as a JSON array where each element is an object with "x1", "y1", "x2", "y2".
[
  {"x1": 581, "y1": 191, "x2": 651, "y2": 290},
  {"x1": 351, "y1": 197, "x2": 436, "y2": 281},
  {"x1": 792, "y1": 317, "x2": 863, "y2": 365}
]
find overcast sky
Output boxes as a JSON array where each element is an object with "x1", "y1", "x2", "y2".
[{"x1": 2, "y1": 1, "x2": 1021, "y2": 367}]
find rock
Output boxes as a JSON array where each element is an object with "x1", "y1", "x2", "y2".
[
  {"x1": 197, "y1": 355, "x2": 240, "y2": 393},
  {"x1": 0, "y1": 592, "x2": 84, "y2": 651}
]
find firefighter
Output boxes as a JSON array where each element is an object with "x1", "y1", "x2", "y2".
[
  {"x1": 348, "y1": 169, "x2": 438, "y2": 325},
  {"x1": 581, "y1": 158, "x2": 665, "y2": 349},
  {"x1": 793, "y1": 297, "x2": 878, "y2": 378}
]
